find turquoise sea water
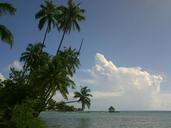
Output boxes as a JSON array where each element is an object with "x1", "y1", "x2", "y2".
[{"x1": 40, "y1": 111, "x2": 171, "y2": 128}]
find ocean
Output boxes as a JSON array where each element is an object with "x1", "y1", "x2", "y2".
[{"x1": 40, "y1": 111, "x2": 171, "y2": 128}]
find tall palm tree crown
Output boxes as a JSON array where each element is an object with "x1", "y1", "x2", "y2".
[
  {"x1": 58, "y1": 0, "x2": 85, "y2": 33},
  {"x1": 0, "y1": 2, "x2": 16, "y2": 47},
  {"x1": 56, "y1": 0, "x2": 85, "y2": 54},
  {"x1": 32, "y1": 47, "x2": 80, "y2": 105},
  {"x1": 20, "y1": 43, "x2": 49, "y2": 71},
  {"x1": 74, "y1": 86, "x2": 92, "y2": 111},
  {"x1": 35, "y1": 0, "x2": 59, "y2": 45}
]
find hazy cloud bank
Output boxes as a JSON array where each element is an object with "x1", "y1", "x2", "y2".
[{"x1": 78, "y1": 53, "x2": 171, "y2": 110}]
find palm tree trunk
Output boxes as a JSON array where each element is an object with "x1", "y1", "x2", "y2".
[
  {"x1": 56, "y1": 28, "x2": 66, "y2": 55},
  {"x1": 42, "y1": 25, "x2": 49, "y2": 46},
  {"x1": 44, "y1": 86, "x2": 52, "y2": 99},
  {"x1": 64, "y1": 100, "x2": 79, "y2": 104},
  {"x1": 82, "y1": 104, "x2": 84, "y2": 111},
  {"x1": 56, "y1": 15, "x2": 71, "y2": 55},
  {"x1": 45, "y1": 93, "x2": 53, "y2": 106},
  {"x1": 45, "y1": 84, "x2": 61, "y2": 106},
  {"x1": 78, "y1": 39, "x2": 83, "y2": 54}
]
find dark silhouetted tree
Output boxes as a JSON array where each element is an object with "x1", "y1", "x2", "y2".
[
  {"x1": 56, "y1": 0, "x2": 85, "y2": 54},
  {"x1": 35, "y1": 0, "x2": 59, "y2": 46},
  {"x1": 0, "y1": 2, "x2": 16, "y2": 47},
  {"x1": 74, "y1": 86, "x2": 92, "y2": 111}
]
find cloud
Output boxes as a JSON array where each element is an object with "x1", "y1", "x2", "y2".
[
  {"x1": 0, "y1": 73, "x2": 5, "y2": 81},
  {"x1": 8, "y1": 60, "x2": 23, "y2": 71},
  {"x1": 77, "y1": 53, "x2": 171, "y2": 110}
]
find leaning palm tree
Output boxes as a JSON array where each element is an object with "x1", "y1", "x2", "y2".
[
  {"x1": 56, "y1": 0, "x2": 85, "y2": 54},
  {"x1": 35, "y1": 0, "x2": 59, "y2": 46},
  {"x1": 0, "y1": 2, "x2": 16, "y2": 47},
  {"x1": 74, "y1": 86, "x2": 92, "y2": 111},
  {"x1": 32, "y1": 47, "x2": 80, "y2": 106}
]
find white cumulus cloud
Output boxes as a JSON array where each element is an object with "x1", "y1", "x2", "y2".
[
  {"x1": 8, "y1": 60, "x2": 23, "y2": 71},
  {"x1": 0, "y1": 73, "x2": 5, "y2": 81},
  {"x1": 77, "y1": 53, "x2": 171, "y2": 110}
]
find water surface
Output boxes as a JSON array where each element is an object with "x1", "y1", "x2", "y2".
[{"x1": 40, "y1": 111, "x2": 171, "y2": 128}]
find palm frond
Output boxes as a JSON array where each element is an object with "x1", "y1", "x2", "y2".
[
  {"x1": 38, "y1": 17, "x2": 47, "y2": 30},
  {"x1": 0, "y1": 25, "x2": 13, "y2": 47},
  {"x1": 74, "y1": 86, "x2": 92, "y2": 110},
  {"x1": 0, "y1": 3, "x2": 16, "y2": 16},
  {"x1": 35, "y1": 9, "x2": 45, "y2": 19}
]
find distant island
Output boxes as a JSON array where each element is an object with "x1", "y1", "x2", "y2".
[
  {"x1": 108, "y1": 106, "x2": 120, "y2": 113},
  {"x1": 108, "y1": 106, "x2": 115, "y2": 112}
]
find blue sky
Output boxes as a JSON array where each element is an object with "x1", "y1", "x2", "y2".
[{"x1": 1, "y1": 0, "x2": 171, "y2": 110}]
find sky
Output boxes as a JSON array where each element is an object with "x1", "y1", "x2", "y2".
[{"x1": 1, "y1": 0, "x2": 171, "y2": 110}]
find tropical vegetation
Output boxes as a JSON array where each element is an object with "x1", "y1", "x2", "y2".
[
  {"x1": 56, "y1": 0, "x2": 85, "y2": 54},
  {"x1": 74, "y1": 86, "x2": 93, "y2": 111},
  {"x1": 35, "y1": 0, "x2": 58, "y2": 46},
  {"x1": 35, "y1": 0, "x2": 85, "y2": 54},
  {"x1": 0, "y1": 2, "x2": 16, "y2": 47},
  {"x1": 0, "y1": 0, "x2": 91, "y2": 128}
]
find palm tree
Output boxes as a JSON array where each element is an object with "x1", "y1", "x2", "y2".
[
  {"x1": 32, "y1": 47, "x2": 80, "y2": 106},
  {"x1": 74, "y1": 86, "x2": 92, "y2": 111},
  {"x1": 35, "y1": 0, "x2": 59, "y2": 46},
  {"x1": 56, "y1": 0, "x2": 85, "y2": 55},
  {"x1": 0, "y1": 2, "x2": 16, "y2": 47},
  {"x1": 20, "y1": 43, "x2": 49, "y2": 71}
]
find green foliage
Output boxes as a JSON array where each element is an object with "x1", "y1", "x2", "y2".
[
  {"x1": 30, "y1": 46, "x2": 80, "y2": 102},
  {"x1": 0, "y1": 42, "x2": 81, "y2": 127},
  {"x1": 12, "y1": 103, "x2": 46, "y2": 128},
  {"x1": 20, "y1": 43, "x2": 50, "y2": 71},
  {"x1": 35, "y1": 0, "x2": 59, "y2": 31},
  {"x1": 56, "y1": 0, "x2": 85, "y2": 54},
  {"x1": 74, "y1": 86, "x2": 92, "y2": 111},
  {"x1": 58, "y1": 0, "x2": 85, "y2": 33},
  {"x1": 1, "y1": 69, "x2": 30, "y2": 107},
  {"x1": 0, "y1": 0, "x2": 88, "y2": 128},
  {"x1": 46, "y1": 99, "x2": 76, "y2": 111},
  {"x1": 35, "y1": 0, "x2": 59, "y2": 45},
  {"x1": 0, "y1": 25, "x2": 14, "y2": 47},
  {"x1": 0, "y1": 2, "x2": 16, "y2": 47},
  {"x1": 0, "y1": 3, "x2": 16, "y2": 16}
]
